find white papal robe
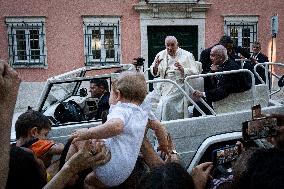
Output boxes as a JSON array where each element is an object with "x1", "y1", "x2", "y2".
[{"x1": 145, "y1": 47, "x2": 201, "y2": 121}]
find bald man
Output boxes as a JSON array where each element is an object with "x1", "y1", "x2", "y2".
[
  {"x1": 146, "y1": 36, "x2": 201, "y2": 121},
  {"x1": 192, "y1": 45, "x2": 251, "y2": 117}
]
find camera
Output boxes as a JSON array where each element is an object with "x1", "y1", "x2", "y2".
[{"x1": 133, "y1": 57, "x2": 145, "y2": 67}]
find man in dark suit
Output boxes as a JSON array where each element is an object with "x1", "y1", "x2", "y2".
[
  {"x1": 200, "y1": 35, "x2": 250, "y2": 91},
  {"x1": 200, "y1": 36, "x2": 251, "y2": 74},
  {"x1": 243, "y1": 41, "x2": 270, "y2": 85},
  {"x1": 192, "y1": 45, "x2": 251, "y2": 117},
  {"x1": 88, "y1": 78, "x2": 110, "y2": 120}
]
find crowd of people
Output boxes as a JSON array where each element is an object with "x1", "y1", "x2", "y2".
[
  {"x1": 0, "y1": 34, "x2": 283, "y2": 189},
  {"x1": 0, "y1": 61, "x2": 210, "y2": 189},
  {"x1": 0, "y1": 60, "x2": 110, "y2": 189}
]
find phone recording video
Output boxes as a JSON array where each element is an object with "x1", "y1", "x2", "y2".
[
  {"x1": 252, "y1": 104, "x2": 262, "y2": 119},
  {"x1": 211, "y1": 145, "x2": 241, "y2": 166},
  {"x1": 242, "y1": 117, "x2": 278, "y2": 141}
]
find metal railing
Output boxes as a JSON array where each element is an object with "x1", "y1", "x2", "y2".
[
  {"x1": 146, "y1": 79, "x2": 206, "y2": 116},
  {"x1": 185, "y1": 69, "x2": 255, "y2": 116},
  {"x1": 254, "y1": 62, "x2": 284, "y2": 96}
]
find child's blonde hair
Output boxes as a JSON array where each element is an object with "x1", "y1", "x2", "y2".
[{"x1": 112, "y1": 71, "x2": 147, "y2": 105}]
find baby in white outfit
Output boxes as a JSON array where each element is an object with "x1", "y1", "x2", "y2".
[{"x1": 68, "y1": 71, "x2": 148, "y2": 188}]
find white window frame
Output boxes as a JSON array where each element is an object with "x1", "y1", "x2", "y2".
[
  {"x1": 83, "y1": 16, "x2": 121, "y2": 66},
  {"x1": 6, "y1": 17, "x2": 47, "y2": 68},
  {"x1": 224, "y1": 15, "x2": 258, "y2": 52}
]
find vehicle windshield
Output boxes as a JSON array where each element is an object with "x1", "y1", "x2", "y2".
[
  {"x1": 40, "y1": 76, "x2": 112, "y2": 114},
  {"x1": 42, "y1": 81, "x2": 79, "y2": 112},
  {"x1": 39, "y1": 64, "x2": 134, "y2": 113}
]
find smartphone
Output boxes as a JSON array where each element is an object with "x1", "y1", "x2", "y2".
[
  {"x1": 212, "y1": 145, "x2": 241, "y2": 166},
  {"x1": 242, "y1": 117, "x2": 278, "y2": 141}
]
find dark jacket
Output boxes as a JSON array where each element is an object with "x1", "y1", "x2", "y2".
[
  {"x1": 200, "y1": 45, "x2": 214, "y2": 74},
  {"x1": 200, "y1": 45, "x2": 250, "y2": 74},
  {"x1": 230, "y1": 46, "x2": 251, "y2": 60},
  {"x1": 244, "y1": 52, "x2": 269, "y2": 85},
  {"x1": 95, "y1": 91, "x2": 110, "y2": 120},
  {"x1": 6, "y1": 145, "x2": 47, "y2": 189},
  {"x1": 200, "y1": 45, "x2": 250, "y2": 91},
  {"x1": 205, "y1": 59, "x2": 252, "y2": 102}
]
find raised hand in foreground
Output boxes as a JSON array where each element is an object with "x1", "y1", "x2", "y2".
[
  {"x1": 43, "y1": 139, "x2": 110, "y2": 189},
  {"x1": 0, "y1": 60, "x2": 21, "y2": 187}
]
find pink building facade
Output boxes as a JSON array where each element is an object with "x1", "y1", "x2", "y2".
[{"x1": 0, "y1": 0, "x2": 283, "y2": 82}]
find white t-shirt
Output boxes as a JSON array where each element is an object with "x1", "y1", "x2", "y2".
[{"x1": 94, "y1": 102, "x2": 148, "y2": 187}]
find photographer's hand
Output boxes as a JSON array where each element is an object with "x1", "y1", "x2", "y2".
[{"x1": 191, "y1": 162, "x2": 213, "y2": 189}]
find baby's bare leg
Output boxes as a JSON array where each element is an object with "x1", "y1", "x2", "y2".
[{"x1": 84, "y1": 171, "x2": 107, "y2": 189}]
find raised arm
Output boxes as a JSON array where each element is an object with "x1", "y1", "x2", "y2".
[
  {"x1": 150, "y1": 54, "x2": 163, "y2": 77},
  {"x1": 49, "y1": 143, "x2": 65, "y2": 155},
  {"x1": 147, "y1": 119, "x2": 169, "y2": 154},
  {"x1": 140, "y1": 137, "x2": 165, "y2": 168},
  {"x1": 72, "y1": 118, "x2": 124, "y2": 142},
  {"x1": 0, "y1": 60, "x2": 21, "y2": 187},
  {"x1": 43, "y1": 140, "x2": 110, "y2": 189}
]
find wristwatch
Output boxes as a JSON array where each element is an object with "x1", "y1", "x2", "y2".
[{"x1": 171, "y1": 149, "x2": 178, "y2": 154}]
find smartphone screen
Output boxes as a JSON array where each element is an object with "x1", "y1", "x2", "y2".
[
  {"x1": 251, "y1": 104, "x2": 261, "y2": 119},
  {"x1": 212, "y1": 145, "x2": 240, "y2": 166},
  {"x1": 242, "y1": 117, "x2": 278, "y2": 141}
]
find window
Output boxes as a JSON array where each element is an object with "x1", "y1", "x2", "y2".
[
  {"x1": 83, "y1": 17, "x2": 121, "y2": 66},
  {"x1": 224, "y1": 16, "x2": 258, "y2": 52},
  {"x1": 6, "y1": 17, "x2": 46, "y2": 67}
]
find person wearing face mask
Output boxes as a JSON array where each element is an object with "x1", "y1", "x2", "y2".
[{"x1": 146, "y1": 36, "x2": 201, "y2": 121}]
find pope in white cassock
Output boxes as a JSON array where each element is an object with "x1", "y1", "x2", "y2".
[{"x1": 146, "y1": 36, "x2": 201, "y2": 121}]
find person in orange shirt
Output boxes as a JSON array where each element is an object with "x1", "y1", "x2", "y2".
[{"x1": 15, "y1": 109, "x2": 64, "y2": 168}]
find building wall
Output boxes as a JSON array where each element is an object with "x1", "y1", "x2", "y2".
[
  {"x1": 1, "y1": 0, "x2": 284, "y2": 82},
  {"x1": 205, "y1": 0, "x2": 284, "y2": 65},
  {"x1": 0, "y1": 0, "x2": 141, "y2": 81}
]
